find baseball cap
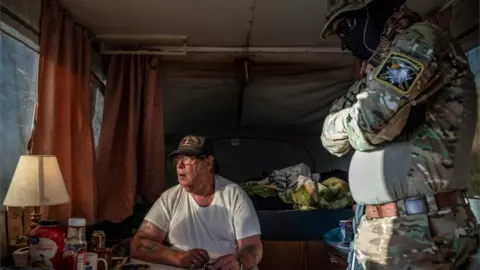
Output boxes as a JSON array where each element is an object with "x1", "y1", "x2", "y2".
[
  {"x1": 320, "y1": 0, "x2": 376, "y2": 39},
  {"x1": 168, "y1": 135, "x2": 215, "y2": 160}
]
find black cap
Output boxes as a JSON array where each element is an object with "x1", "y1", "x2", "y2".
[{"x1": 168, "y1": 135, "x2": 215, "y2": 160}]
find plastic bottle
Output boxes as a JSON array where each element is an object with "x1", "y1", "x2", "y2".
[
  {"x1": 29, "y1": 220, "x2": 65, "y2": 269},
  {"x1": 63, "y1": 218, "x2": 87, "y2": 270}
]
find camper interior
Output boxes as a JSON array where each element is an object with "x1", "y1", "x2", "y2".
[{"x1": 0, "y1": 0, "x2": 479, "y2": 269}]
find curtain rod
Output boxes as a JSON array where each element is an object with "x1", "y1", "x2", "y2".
[
  {"x1": 100, "y1": 46, "x2": 347, "y2": 55},
  {"x1": 186, "y1": 47, "x2": 345, "y2": 53}
]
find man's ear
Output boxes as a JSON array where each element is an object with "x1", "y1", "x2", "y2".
[{"x1": 207, "y1": 156, "x2": 215, "y2": 171}]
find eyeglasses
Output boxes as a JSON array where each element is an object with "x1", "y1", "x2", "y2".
[
  {"x1": 335, "y1": 17, "x2": 357, "y2": 38},
  {"x1": 173, "y1": 155, "x2": 204, "y2": 166}
]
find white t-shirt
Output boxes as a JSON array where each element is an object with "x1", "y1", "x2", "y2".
[{"x1": 144, "y1": 175, "x2": 261, "y2": 259}]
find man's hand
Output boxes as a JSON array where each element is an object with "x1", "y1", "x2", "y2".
[
  {"x1": 212, "y1": 254, "x2": 241, "y2": 270},
  {"x1": 177, "y1": 248, "x2": 209, "y2": 269}
]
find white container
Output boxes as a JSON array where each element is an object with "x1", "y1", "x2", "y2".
[{"x1": 12, "y1": 246, "x2": 29, "y2": 267}]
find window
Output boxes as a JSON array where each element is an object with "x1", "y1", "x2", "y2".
[
  {"x1": 92, "y1": 82, "x2": 104, "y2": 147},
  {"x1": 0, "y1": 32, "x2": 39, "y2": 208},
  {"x1": 466, "y1": 46, "x2": 480, "y2": 89},
  {"x1": 91, "y1": 50, "x2": 106, "y2": 148},
  {"x1": 467, "y1": 46, "x2": 480, "y2": 196}
]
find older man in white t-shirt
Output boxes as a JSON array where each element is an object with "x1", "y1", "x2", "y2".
[{"x1": 130, "y1": 135, "x2": 262, "y2": 270}]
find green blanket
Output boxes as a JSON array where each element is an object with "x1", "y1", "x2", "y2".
[{"x1": 243, "y1": 176, "x2": 353, "y2": 210}]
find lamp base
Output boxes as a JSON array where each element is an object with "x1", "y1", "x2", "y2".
[{"x1": 30, "y1": 206, "x2": 41, "y2": 230}]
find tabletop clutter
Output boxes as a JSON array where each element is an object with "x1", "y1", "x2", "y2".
[
  {"x1": 10, "y1": 217, "x2": 141, "y2": 270},
  {"x1": 324, "y1": 219, "x2": 354, "y2": 256}
]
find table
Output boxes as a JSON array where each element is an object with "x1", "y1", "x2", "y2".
[
  {"x1": 129, "y1": 259, "x2": 204, "y2": 270},
  {"x1": 129, "y1": 259, "x2": 260, "y2": 270}
]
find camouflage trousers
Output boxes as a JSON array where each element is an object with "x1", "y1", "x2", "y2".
[{"x1": 354, "y1": 205, "x2": 479, "y2": 269}]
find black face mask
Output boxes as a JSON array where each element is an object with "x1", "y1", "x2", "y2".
[{"x1": 336, "y1": 2, "x2": 397, "y2": 60}]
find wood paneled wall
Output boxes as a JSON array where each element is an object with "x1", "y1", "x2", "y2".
[{"x1": 258, "y1": 241, "x2": 346, "y2": 270}]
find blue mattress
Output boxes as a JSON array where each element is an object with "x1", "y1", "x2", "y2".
[{"x1": 257, "y1": 208, "x2": 354, "y2": 241}]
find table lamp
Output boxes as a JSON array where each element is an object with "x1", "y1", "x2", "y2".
[{"x1": 3, "y1": 155, "x2": 70, "y2": 230}]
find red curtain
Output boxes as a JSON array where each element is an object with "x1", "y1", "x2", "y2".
[
  {"x1": 95, "y1": 55, "x2": 166, "y2": 223},
  {"x1": 29, "y1": 0, "x2": 96, "y2": 224}
]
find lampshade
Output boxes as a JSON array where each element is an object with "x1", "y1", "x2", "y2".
[{"x1": 3, "y1": 155, "x2": 70, "y2": 207}]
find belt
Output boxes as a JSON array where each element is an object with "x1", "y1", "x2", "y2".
[{"x1": 365, "y1": 190, "x2": 468, "y2": 219}]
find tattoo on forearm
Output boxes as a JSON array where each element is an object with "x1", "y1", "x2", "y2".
[
  {"x1": 135, "y1": 221, "x2": 165, "y2": 254},
  {"x1": 243, "y1": 245, "x2": 260, "y2": 257},
  {"x1": 237, "y1": 245, "x2": 261, "y2": 267},
  {"x1": 136, "y1": 240, "x2": 158, "y2": 253}
]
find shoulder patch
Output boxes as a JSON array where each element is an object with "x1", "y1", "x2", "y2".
[{"x1": 374, "y1": 52, "x2": 424, "y2": 95}]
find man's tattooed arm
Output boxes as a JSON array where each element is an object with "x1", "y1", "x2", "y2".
[
  {"x1": 134, "y1": 222, "x2": 160, "y2": 253},
  {"x1": 236, "y1": 235, "x2": 263, "y2": 269},
  {"x1": 135, "y1": 240, "x2": 159, "y2": 253},
  {"x1": 130, "y1": 221, "x2": 181, "y2": 265}
]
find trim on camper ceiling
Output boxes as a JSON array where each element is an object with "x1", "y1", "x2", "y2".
[
  {"x1": 97, "y1": 34, "x2": 346, "y2": 54},
  {"x1": 100, "y1": 46, "x2": 347, "y2": 55},
  {"x1": 186, "y1": 47, "x2": 346, "y2": 53},
  {"x1": 96, "y1": 34, "x2": 188, "y2": 40}
]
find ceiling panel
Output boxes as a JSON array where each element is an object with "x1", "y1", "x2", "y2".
[
  {"x1": 249, "y1": 0, "x2": 449, "y2": 47},
  {"x1": 407, "y1": 0, "x2": 448, "y2": 17},
  {"x1": 58, "y1": 0, "x2": 450, "y2": 48},
  {"x1": 249, "y1": 0, "x2": 338, "y2": 47},
  {"x1": 59, "y1": 0, "x2": 254, "y2": 47}
]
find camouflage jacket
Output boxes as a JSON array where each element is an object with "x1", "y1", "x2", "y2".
[{"x1": 321, "y1": 22, "x2": 478, "y2": 192}]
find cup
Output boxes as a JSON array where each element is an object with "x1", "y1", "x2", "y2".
[
  {"x1": 12, "y1": 246, "x2": 29, "y2": 267},
  {"x1": 86, "y1": 252, "x2": 109, "y2": 270},
  {"x1": 95, "y1": 247, "x2": 113, "y2": 268}
]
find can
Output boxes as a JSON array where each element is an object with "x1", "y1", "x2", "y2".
[
  {"x1": 339, "y1": 219, "x2": 353, "y2": 243},
  {"x1": 91, "y1": 231, "x2": 106, "y2": 249}
]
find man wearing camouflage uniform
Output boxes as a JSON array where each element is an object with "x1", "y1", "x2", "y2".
[{"x1": 320, "y1": 0, "x2": 479, "y2": 269}]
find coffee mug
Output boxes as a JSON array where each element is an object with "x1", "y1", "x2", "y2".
[
  {"x1": 86, "y1": 252, "x2": 108, "y2": 270},
  {"x1": 12, "y1": 246, "x2": 29, "y2": 267},
  {"x1": 95, "y1": 247, "x2": 113, "y2": 268}
]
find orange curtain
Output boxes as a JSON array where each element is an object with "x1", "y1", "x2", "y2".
[
  {"x1": 29, "y1": 0, "x2": 95, "y2": 224},
  {"x1": 95, "y1": 55, "x2": 166, "y2": 223}
]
